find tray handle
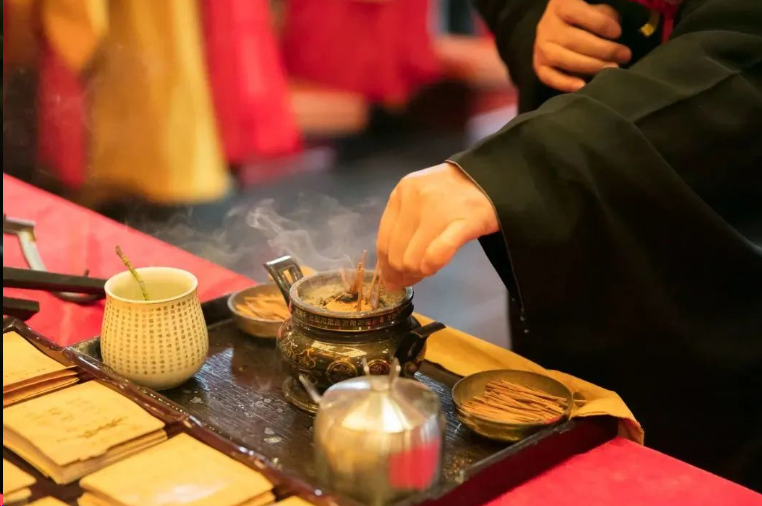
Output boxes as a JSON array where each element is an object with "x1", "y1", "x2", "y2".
[{"x1": 263, "y1": 256, "x2": 305, "y2": 305}]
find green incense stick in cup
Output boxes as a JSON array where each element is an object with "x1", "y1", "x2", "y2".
[{"x1": 115, "y1": 246, "x2": 150, "y2": 301}]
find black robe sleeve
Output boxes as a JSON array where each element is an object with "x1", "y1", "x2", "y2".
[
  {"x1": 474, "y1": 0, "x2": 659, "y2": 112},
  {"x1": 452, "y1": 0, "x2": 762, "y2": 484},
  {"x1": 450, "y1": 0, "x2": 762, "y2": 365}
]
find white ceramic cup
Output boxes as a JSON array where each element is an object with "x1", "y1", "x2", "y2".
[{"x1": 101, "y1": 267, "x2": 209, "y2": 390}]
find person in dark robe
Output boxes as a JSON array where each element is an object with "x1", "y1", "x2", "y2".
[{"x1": 377, "y1": 0, "x2": 761, "y2": 489}]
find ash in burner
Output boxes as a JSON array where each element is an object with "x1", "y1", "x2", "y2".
[
  {"x1": 298, "y1": 253, "x2": 407, "y2": 313},
  {"x1": 302, "y1": 278, "x2": 406, "y2": 313},
  {"x1": 318, "y1": 291, "x2": 390, "y2": 313},
  {"x1": 334, "y1": 293, "x2": 357, "y2": 304}
]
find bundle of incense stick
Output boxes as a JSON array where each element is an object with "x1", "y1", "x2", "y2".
[
  {"x1": 337, "y1": 251, "x2": 383, "y2": 311},
  {"x1": 461, "y1": 379, "x2": 568, "y2": 424},
  {"x1": 235, "y1": 293, "x2": 290, "y2": 320}
]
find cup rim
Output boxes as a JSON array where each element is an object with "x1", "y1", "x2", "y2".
[{"x1": 105, "y1": 266, "x2": 199, "y2": 305}]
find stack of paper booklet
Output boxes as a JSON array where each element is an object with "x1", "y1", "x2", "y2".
[
  {"x1": 3, "y1": 458, "x2": 36, "y2": 505},
  {"x1": 3, "y1": 381, "x2": 166, "y2": 484},
  {"x1": 79, "y1": 433, "x2": 276, "y2": 506},
  {"x1": 3, "y1": 332, "x2": 78, "y2": 407}
]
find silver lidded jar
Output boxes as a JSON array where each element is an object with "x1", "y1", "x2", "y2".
[
  {"x1": 303, "y1": 360, "x2": 445, "y2": 506},
  {"x1": 264, "y1": 256, "x2": 446, "y2": 413}
]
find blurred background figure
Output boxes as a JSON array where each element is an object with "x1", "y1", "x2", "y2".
[
  {"x1": 281, "y1": 0, "x2": 442, "y2": 106},
  {"x1": 57, "y1": 0, "x2": 229, "y2": 207},
  {"x1": 202, "y1": 0, "x2": 301, "y2": 165},
  {"x1": 4, "y1": 0, "x2": 512, "y2": 208}
]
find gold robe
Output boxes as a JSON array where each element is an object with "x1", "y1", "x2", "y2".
[{"x1": 9, "y1": 0, "x2": 230, "y2": 204}]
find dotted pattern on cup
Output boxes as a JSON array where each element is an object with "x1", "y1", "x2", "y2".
[{"x1": 101, "y1": 293, "x2": 208, "y2": 383}]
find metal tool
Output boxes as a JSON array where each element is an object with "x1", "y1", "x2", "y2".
[
  {"x1": 3, "y1": 296, "x2": 40, "y2": 321},
  {"x1": 3, "y1": 215, "x2": 104, "y2": 303},
  {"x1": 3, "y1": 267, "x2": 106, "y2": 295}
]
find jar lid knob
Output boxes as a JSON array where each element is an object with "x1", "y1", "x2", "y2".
[{"x1": 362, "y1": 357, "x2": 401, "y2": 391}]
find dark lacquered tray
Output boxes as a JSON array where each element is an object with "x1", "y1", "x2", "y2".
[{"x1": 4, "y1": 297, "x2": 617, "y2": 506}]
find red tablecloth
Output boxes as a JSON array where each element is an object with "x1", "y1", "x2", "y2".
[
  {"x1": 3, "y1": 175, "x2": 253, "y2": 344},
  {"x1": 3, "y1": 175, "x2": 760, "y2": 506}
]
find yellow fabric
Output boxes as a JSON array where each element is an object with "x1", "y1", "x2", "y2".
[
  {"x1": 38, "y1": 0, "x2": 229, "y2": 204},
  {"x1": 29, "y1": 498, "x2": 70, "y2": 506},
  {"x1": 276, "y1": 497, "x2": 316, "y2": 506},
  {"x1": 88, "y1": 0, "x2": 229, "y2": 204},
  {"x1": 416, "y1": 313, "x2": 644, "y2": 444},
  {"x1": 4, "y1": 0, "x2": 39, "y2": 67},
  {"x1": 40, "y1": 0, "x2": 107, "y2": 71}
]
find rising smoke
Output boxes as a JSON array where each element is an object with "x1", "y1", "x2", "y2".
[{"x1": 245, "y1": 194, "x2": 382, "y2": 272}]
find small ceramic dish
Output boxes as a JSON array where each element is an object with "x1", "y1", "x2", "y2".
[
  {"x1": 452, "y1": 369, "x2": 573, "y2": 443},
  {"x1": 228, "y1": 284, "x2": 286, "y2": 339}
]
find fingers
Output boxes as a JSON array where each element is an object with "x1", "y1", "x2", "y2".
[
  {"x1": 384, "y1": 220, "x2": 480, "y2": 289},
  {"x1": 558, "y1": 0, "x2": 622, "y2": 40},
  {"x1": 535, "y1": 64, "x2": 586, "y2": 93},
  {"x1": 540, "y1": 42, "x2": 620, "y2": 75},
  {"x1": 591, "y1": 4, "x2": 621, "y2": 24},
  {"x1": 377, "y1": 163, "x2": 498, "y2": 290},
  {"x1": 563, "y1": 26, "x2": 632, "y2": 64},
  {"x1": 402, "y1": 221, "x2": 445, "y2": 275},
  {"x1": 377, "y1": 187, "x2": 400, "y2": 258},
  {"x1": 420, "y1": 220, "x2": 481, "y2": 276},
  {"x1": 377, "y1": 188, "x2": 403, "y2": 289},
  {"x1": 535, "y1": 0, "x2": 630, "y2": 92},
  {"x1": 386, "y1": 185, "x2": 419, "y2": 274}
]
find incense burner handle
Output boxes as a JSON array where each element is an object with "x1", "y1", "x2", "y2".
[
  {"x1": 395, "y1": 321, "x2": 446, "y2": 377},
  {"x1": 264, "y1": 256, "x2": 305, "y2": 305}
]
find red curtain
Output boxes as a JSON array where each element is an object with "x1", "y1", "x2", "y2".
[
  {"x1": 281, "y1": 0, "x2": 441, "y2": 103},
  {"x1": 202, "y1": 0, "x2": 301, "y2": 164}
]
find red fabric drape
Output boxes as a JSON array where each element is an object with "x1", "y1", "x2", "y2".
[
  {"x1": 281, "y1": 0, "x2": 441, "y2": 103},
  {"x1": 3, "y1": 175, "x2": 254, "y2": 345},
  {"x1": 37, "y1": 42, "x2": 88, "y2": 189},
  {"x1": 626, "y1": 0, "x2": 683, "y2": 41},
  {"x1": 202, "y1": 0, "x2": 301, "y2": 164}
]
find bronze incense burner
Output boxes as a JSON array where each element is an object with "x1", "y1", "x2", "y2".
[{"x1": 265, "y1": 256, "x2": 445, "y2": 413}]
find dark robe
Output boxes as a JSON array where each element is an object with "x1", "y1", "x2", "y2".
[{"x1": 451, "y1": 0, "x2": 762, "y2": 489}]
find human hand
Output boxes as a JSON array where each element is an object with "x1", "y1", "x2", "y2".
[
  {"x1": 534, "y1": 0, "x2": 632, "y2": 92},
  {"x1": 376, "y1": 163, "x2": 499, "y2": 290}
]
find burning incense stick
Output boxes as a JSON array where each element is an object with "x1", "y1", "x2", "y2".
[
  {"x1": 367, "y1": 260, "x2": 381, "y2": 310},
  {"x1": 355, "y1": 250, "x2": 368, "y2": 310},
  {"x1": 115, "y1": 245, "x2": 150, "y2": 301},
  {"x1": 339, "y1": 268, "x2": 352, "y2": 292},
  {"x1": 350, "y1": 250, "x2": 368, "y2": 295}
]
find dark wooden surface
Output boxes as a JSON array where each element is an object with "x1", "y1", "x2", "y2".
[
  {"x1": 67, "y1": 297, "x2": 618, "y2": 506},
  {"x1": 5, "y1": 303, "x2": 618, "y2": 506},
  {"x1": 70, "y1": 320, "x2": 512, "y2": 488}
]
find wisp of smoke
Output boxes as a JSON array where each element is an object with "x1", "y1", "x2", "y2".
[{"x1": 246, "y1": 195, "x2": 381, "y2": 271}]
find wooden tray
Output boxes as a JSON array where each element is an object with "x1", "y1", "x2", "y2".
[{"x1": 4, "y1": 297, "x2": 617, "y2": 506}]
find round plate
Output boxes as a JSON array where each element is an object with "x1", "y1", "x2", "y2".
[
  {"x1": 452, "y1": 369, "x2": 573, "y2": 443},
  {"x1": 227, "y1": 284, "x2": 285, "y2": 339}
]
